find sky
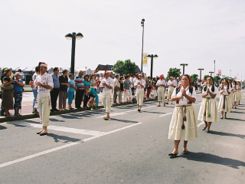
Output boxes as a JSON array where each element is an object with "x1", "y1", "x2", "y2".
[{"x1": 0, "y1": 0, "x2": 245, "y2": 79}]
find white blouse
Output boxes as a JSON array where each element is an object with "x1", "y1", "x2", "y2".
[
  {"x1": 171, "y1": 86, "x2": 196, "y2": 105},
  {"x1": 156, "y1": 79, "x2": 166, "y2": 87}
]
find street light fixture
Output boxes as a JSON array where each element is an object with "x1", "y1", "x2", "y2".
[
  {"x1": 180, "y1": 63, "x2": 188, "y2": 75},
  {"x1": 140, "y1": 18, "x2": 145, "y2": 73},
  {"x1": 209, "y1": 71, "x2": 214, "y2": 77},
  {"x1": 197, "y1": 68, "x2": 204, "y2": 81},
  {"x1": 65, "y1": 32, "x2": 84, "y2": 74},
  {"x1": 147, "y1": 54, "x2": 158, "y2": 79}
]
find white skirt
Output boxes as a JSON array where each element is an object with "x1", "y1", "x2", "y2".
[
  {"x1": 167, "y1": 87, "x2": 174, "y2": 100},
  {"x1": 198, "y1": 98, "x2": 218, "y2": 123},
  {"x1": 157, "y1": 87, "x2": 165, "y2": 102},
  {"x1": 168, "y1": 105, "x2": 197, "y2": 141},
  {"x1": 218, "y1": 95, "x2": 230, "y2": 112},
  {"x1": 233, "y1": 91, "x2": 239, "y2": 102}
]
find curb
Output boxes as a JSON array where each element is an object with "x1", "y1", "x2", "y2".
[{"x1": 0, "y1": 99, "x2": 156, "y2": 123}]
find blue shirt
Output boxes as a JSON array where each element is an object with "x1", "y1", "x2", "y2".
[
  {"x1": 52, "y1": 74, "x2": 60, "y2": 89},
  {"x1": 68, "y1": 80, "x2": 75, "y2": 92},
  {"x1": 14, "y1": 79, "x2": 24, "y2": 93}
]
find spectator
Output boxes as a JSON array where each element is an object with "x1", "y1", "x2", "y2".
[
  {"x1": 30, "y1": 66, "x2": 40, "y2": 114},
  {"x1": 13, "y1": 72, "x2": 25, "y2": 116},
  {"x1": 67, "y1": 74, "x2": 76, "y2": 110},
  {"x1": 83, "y1": 75, "x2": 91, "y2": 109},
  {"x1": 113, "y1": 75, "x2": 120, "y2": 104},
  {"x1": 50, "y1": 67, "x2": 60, "y2": 112},
  {"x1": 1, "y1": 69, "x2": 14, "y2": 117},
  {"x1": 59, "y1": 69, "x2": 69, "y2": 110},
  {"x1": 118, "y1": 76, "x2": 124, "y2": 104},
  {"x1": 123, "y1": 75, "x2": 132, "y2": 103},
  {"x1": 75, "y1": 71, "x2": 85, "y2": 109}
]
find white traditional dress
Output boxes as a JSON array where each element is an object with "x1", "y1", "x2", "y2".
[
  {"x1": 101, "y1": 77, "x2": 114, "y2": 113},
  {"x1": 168, "y1": 86, "x2": 197, "y2": 141},
  {"x1": 198, "y1": 85, "x2": 218, "y2": 123},
  {"x1": 167, "y1": 79, "x2": 177, "y2": 100},
  {"x1": 134, "y1": 79, "x2": 146, "y2": 107},
  {"x1": 156, "y1": 79, "x2": 166, "y2": 104},
  {"x1": 218, "y1": 85, "x2": 230, "y2": 113}
]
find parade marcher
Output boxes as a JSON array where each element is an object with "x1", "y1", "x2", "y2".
[
  {"x1": 1, "y1": 69, "x2": 14, "y2": 117},
  {"x1": 156, "y1": 74, "x2": 167, "y2": 107},
  {"x1": 134, "y1": 74, "x2": 146, "y2": 112},
  {"x1": 237, "y1": 81, "x2": 242, "y2": 105},
  {"x1": 13, "y1": 72, "x2": 25, "y2": 116},
  {"x1": 101, "y1": 72, "x2": 114, "y2": 120},
  {"x1": 59, "y1": 69, "x2": 69, "y2": 110},
  {"x1": 198, "y1": 76, "x2": 218, "y2": 133},
  {"x1": 35, "y1": 63, "x2": 54, "y2": 136},
  {"x1": 232, "y1": 80, "x2": 239, "y2": 109},
  {"x1": 67, "y1": 74, "x2": 76, "y2": 110},
  {"x1": 167, "y1": 76, "x2": 177, "y2": 104},
  {"x1": 50, "y1": 67, "x2": 60, "y2": 112},
  {"x1": 218, "y1": 79, "x2": 230, "y2": 119},
  {"x1": 168, "y1": 74, "x2": 197, "y2": 159},
  {"x1": 113, "y1": 75, "x2": 120, "y2": 104},
  {"x1": 123, "y1": 75, "x2": 132, "y2": 103}
]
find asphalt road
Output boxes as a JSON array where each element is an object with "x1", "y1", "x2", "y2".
[{"x1": 0, "y1": 93, "x2": 244, "y2": 184}]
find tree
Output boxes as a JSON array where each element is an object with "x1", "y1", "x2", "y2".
[
  {"x1": 191, "y1": 74, "x2": 198, "y2": 85},
  {"x1": 213, "y1": 75, "x2": 221, "y2": 87},
  {"x1": 167, "y1": 68, "x2": 181, "y2": 79},
  {"x1": 113, "y1": 59, "x2": 139, "y2": 75}
]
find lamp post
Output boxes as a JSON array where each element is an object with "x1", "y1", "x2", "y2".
[
  {"x1": 198, "y1": 68, "x2": 204, "y2": 81},
  {"x1": 214, "y1": 60, "x2": 216, "y2": 75},
  {"x1": 140, "y1": 18, "x2": 145, "y2": 73},
  {"x1": 147, "y1": 54, "x2": 158, "y2": 79},
  {"x1": 180, "y1": 63, "x2": 188, "y2": 75},
  {"x1": 209, "y1": 71, "x2": 214, "y2": 77},
  {"x1": 65, "y1": 32, "x2": 84, "y2": 75}
]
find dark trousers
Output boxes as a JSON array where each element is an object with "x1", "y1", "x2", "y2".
[
  {"x1": 83, "y1": 94, "x2": 89, "y2": 108},
  {"x1": 75, "y1": 89, "x2": 84, "y2": 108},
  {"x1": 50, "y1": 88, "x2": 60, "y2": 110}
]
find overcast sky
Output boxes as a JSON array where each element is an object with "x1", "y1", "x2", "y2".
[{"x1": 1, "y1": 0, "x2": 245, "y2": 79}]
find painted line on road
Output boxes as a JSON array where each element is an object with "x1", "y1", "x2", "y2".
[
  {"x1": 0, "y1": 122, "x2": 142, "y2": 169},
  {"x1": 158, "y1": 112, "x2": 173, "y2": 118},
  {"x1": 96, "y1": 105, "x2": 156, "y2": 119},
  {"x1": 20, "y1": 123, "x2": 105, "y2": 136}
]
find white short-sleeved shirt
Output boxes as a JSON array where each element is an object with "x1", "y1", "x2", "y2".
[
  {"x1": 35, "y1": 73, "x2": 54, "y2": 94},
  {"x1": 134, "y1": 79, "x2": 146, "y2": 89},
  {"x1": 219, "y1": 85, "x2": 229, "y2": 96},
  {"x1": 101, "y1": 77, "x2": 114, "y2": 93},
  {"x1": 156, "y1": 79, "x2": 166, "y2": 87},
  {"x1": 171, "y1": 86, "x2": 196, "y2": 105},
  {"x1": 168, "y1": 80, "x2": 177, "y2": 87}
]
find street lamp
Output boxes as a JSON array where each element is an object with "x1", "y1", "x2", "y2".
[
  {"x1": 140, "y1": 18, "x2": 145, "y2": 73},
  {"x1": 213, "y1": 60, "x2": 216, "y2": 75},
  {"x1": 197, "y1": 68, "x2": 204, "y2": 81},
  {"x1": 147, "y1": 54, "x2": 158, "y2": 79},
  {"x1": 180, "y1": 63, "x2": 188, "y2": 75},
  {"x1": 209, "y1": 71, "x2": 214, "y2": 77},
  {"x1": 65, "y1": 32, "x2": 84, "y2": 74}
]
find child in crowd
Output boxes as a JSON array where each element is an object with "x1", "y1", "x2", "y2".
[
  {"x1": 13, "y1": 72, "x2": 25, "y2": 116},
  {"x1": 67, "y1": 74, "x2": 76, "y2": 110}
]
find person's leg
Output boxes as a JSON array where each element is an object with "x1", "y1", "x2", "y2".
[
  {"x1": 113, "y1": 89, "x2": 117, "y2": 104},
  {"x1": 183, "y1": 140, "x2": 188, "y2": 153},
  {"x1": 171, "y1": 140, "x2": 180, "y2": 154},
  {"x1": 40, "y1": 95, "x2": 50, "y2": 135},
  {"x1": 203, "y1": 121, "x2": 208, "y2": 131},
  {"x1": 58, "y1": 91, "x2": 63, "y2": 110},
  {"x1": 75, "y1": 90, "x2": 80, "y2": 108},
  {"x1": 50, "y1": 90, "x2": 55, "y2": 110},
  {"x1": 207, "y1": 122, "x2": 212, "y2": 132},
  {"x1": 63, "y1": 91, "x2": 67, "y2": 110},
  {"x1": 54, "y1": 89, "x2": 59, "y2": 110},
  {"x1": 95, "y1": 95, "x2": 99, "y2": 107}
]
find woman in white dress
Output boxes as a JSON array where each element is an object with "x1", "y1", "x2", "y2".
[
  {"x1": 198, "y1": 76, "x2": 218, "y2": 133},
  {"x1": 134, "y1": 74, "x2": 146, "y2": 112},
  {"x1": 218, "y1": 79, "x2": 230, "y2": 119},
  {"x1": 168, "y1": 74, "x2": 197, "y2": 159},
  {"x1": 167, "y1": 77, "x2": 177, "y2": 104},
  {"x1": 156, "y1": 74, "x2": 167, "y2": 107}
]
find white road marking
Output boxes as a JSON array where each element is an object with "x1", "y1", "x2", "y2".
[
  {"x1": 96, "y1": 105, "x2": 156, "y2": 118},
  {"x1": 158, "y1": 112, "x2": 173, "y2": 118},
  {"x1": 0, "y1": 122, "x2": 142, "y2": 169},
  {"x1": 15, "y1": 122, "x2": 105, "y2": 136}
]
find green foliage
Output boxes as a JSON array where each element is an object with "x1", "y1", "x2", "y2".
[
  {"x1": 167, "y1": 68, "x2": 181, "y2": 79},
  {"x1": 191, "y1": 74, "x2": 198, "y2": 84},
  {"x1": 213, "y1": 75, "x2": 221, "y2": 86},
  {"x1": 113, "y1": 59, "x2": 139, "y2": 75}
]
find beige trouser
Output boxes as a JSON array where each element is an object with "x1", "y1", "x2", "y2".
[
  {"x1": 136, "y1": 88, "x2": 144, "y2": 106},
  {"x1": 157, "y1": 87, "x2": 166, "y2": 103},
  {"x1": 167, "y1": 87, "x2": 174, "y2": 100},
  {"x1": 103, "y1": 91, "x2": 112, "y2": 113},
  {"x1": 38, "y1": 93, "x2": 51, "y2": 127}
]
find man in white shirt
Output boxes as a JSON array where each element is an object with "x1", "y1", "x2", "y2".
[
  {"x1": 134, "y1": 74, "x2": 146, "y2": 112},
  {"x1": 101, "y1": 72, "x2": 114, "y2": 120},
  {"x1": 35, "y1": 63, "x2": 54, "y2": 136}
]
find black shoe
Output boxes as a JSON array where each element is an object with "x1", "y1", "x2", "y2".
[
  {"x1": 40, "y1": 132, "x2": 48, "y2": 136},
  {"x1": 169, "y1": 153, "x2": 178, "y2": 159}
]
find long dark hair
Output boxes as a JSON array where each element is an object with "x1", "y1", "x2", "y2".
[{"x1": 204, "y1": 76, "x2": 215, "y2": 92}]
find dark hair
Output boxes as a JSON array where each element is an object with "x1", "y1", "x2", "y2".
[
  {"x1": 35, "y1": 66, "x2": 40, "y2": 73},
  {"x1": 53, "y1": 67, "x2": 59, "y2": 72},
  {"x1": 62, "y1": 69, "x2": 68, "y2": 74},
  {"x1": 180, "y1": 74, "x2": 192, "y2": 86}
]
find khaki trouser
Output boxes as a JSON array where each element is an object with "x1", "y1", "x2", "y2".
[
  {"x1": 103, "y1": 91, "x2": 112, "y2": 113},
  {"x1": 38, "y1": 93, "x2": 51, "y2": 127},
  {"x1": 136, "y1": 88, "x2": 144, "y2": 106},
  {"x1": 157, "y1": 87, "x2": 166, "y2": 103}
]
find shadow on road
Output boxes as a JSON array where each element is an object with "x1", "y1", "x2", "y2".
[
  {"x1": 47, "y1": 133, "x2": 81, "y2": 143},
  {"x1": 0, "y1": 125, "x2": 7, "y2": 130},
  {"x1": 141, "y1": 110, "x2": 165, "y2": 115},
  {"x1": 110, "y1": 118, "x2": 139, "y2": 124},
  {"x1": 230, "y1": 111, "x2": 245, "y2": 114},
  {"x1": 181, "y1": 152, "x2": 245, "y2": 169},
  {"x1": 225, "y1": 117, "x2": 245, "y2": 122},
  {"x1": 209, "y1": 130, "x2": 245, "y2": 139}
]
